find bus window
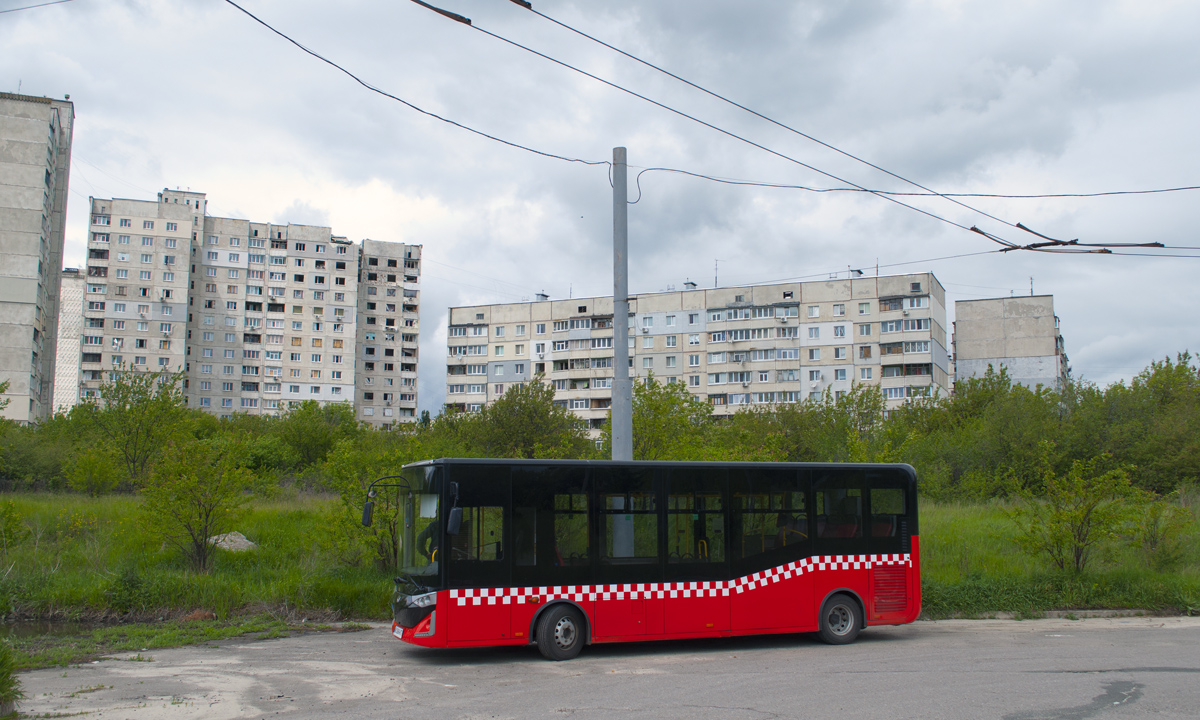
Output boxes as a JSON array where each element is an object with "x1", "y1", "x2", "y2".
[
  {"x1": 866, "y1": 470, "x2": 913, "y2": 555},
  {"x1": 594, "y1": 467, "x2": 659, "y2": 580},
  {"x1": 513, "y1": 466, "x2": 590, "y2": 587},
  {"x1": 554, "y1": 492, "x2": 589, "y2": 566},
  {"x1": 451, "y1": 506, "x2": 504, "y2": 561},
  {"x1": 815, "y1": 490, "x2": 862, "y2": 539},
  {"x1": 870, "y1": 488, "x2": 905, "y2": 538},
  {"x1": 448, "y1": 465, "x2": 510, "y2": 589},
  {"x1": 665, "y1": 468, "x2": 726, "y2": 580},
  {"x1": 812, "y1": 468, "x2": 867, "y2": 555},
  {"x1": 730, "y1": 468, "x2": 807, "y2": 575}
]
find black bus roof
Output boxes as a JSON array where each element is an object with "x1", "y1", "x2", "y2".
[{"x1": 403, "y1": 458, "x2": 916, "y2": 476}]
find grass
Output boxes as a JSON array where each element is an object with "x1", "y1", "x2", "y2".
[
  {"x1": 919, "y1": 499, "x2": 1200, "y2": 618},
  {"x1": 0, "y1": 492, "x2": 394, "y2": 622},
  {"x1": 0, "y1": 491, "x2": 1197, "y2": 667},
  {"x1": 6, "y1": 615, "x2": 371, "y2": 671}
]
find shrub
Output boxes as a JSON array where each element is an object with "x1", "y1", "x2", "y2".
[
  {"x1": 1008, "y1": 453, "x2": 1138, "y2": 573},
  {"x1": 0, "y1": 639, "x2": 22, "y2": 717}
]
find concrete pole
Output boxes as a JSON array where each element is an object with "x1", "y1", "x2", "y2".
[{"x1": 611, "y1": 147, "x2": 633, "y2": 461}]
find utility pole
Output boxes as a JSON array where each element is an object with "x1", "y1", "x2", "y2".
[{"x1": 611, "y1": 147, "x2": 633, "y2": 461}]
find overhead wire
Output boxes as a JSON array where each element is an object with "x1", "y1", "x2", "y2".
[
  {"x1": 629, "y1": 166, "x2": 1200, "y2": 201},
  {"x1": 509, "y1": 0, "x2": 1025, "y2": 232},
  {"x1": 227, "y1": 0, "x2": 1191, "y2": 259},
  {"x1": 221, "y1": 0, "x2": 608, "y2": 169},
  {"x1": 0, "y1": 0, "x2": 73, "y2": 15},
  {"x1": 413, "y1": 4, "x2": 1024, "y2": 251}
]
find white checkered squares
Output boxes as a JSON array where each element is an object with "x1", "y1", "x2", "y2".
[{"x1": 448, "y1": 554, "x2": 910, "y2": 605}]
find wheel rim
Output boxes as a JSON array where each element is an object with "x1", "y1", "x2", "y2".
[
  {"x1": 826, "y1": 604, "x2": 853, "y2": 636},
  {"x1": 554, "y1": 616, "x2": 577, "y2": 648}
]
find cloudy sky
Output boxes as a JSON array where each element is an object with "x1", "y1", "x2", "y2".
[{"x1": 5, "y1": 0, "x2": 1199, "y2": 413}]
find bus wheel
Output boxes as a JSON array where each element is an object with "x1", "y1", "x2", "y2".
[
  {"x1": 817, "y1": 593, "x2": 861, "y2": 645},
  {"x1": 536, "y1": 605, "x2": 584, "y2": 661}
]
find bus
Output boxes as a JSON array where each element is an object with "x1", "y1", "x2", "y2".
[{"x1": 361, "y1": 458, "x2": 920, "y2": 660}]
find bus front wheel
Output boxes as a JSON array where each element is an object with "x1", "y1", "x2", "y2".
[
  {"x1": 536, "y1": 604, "x2": 584, "y2": 661},
  {"x1": 817, "y1": 593, "x2": 861, "y2": 645}
]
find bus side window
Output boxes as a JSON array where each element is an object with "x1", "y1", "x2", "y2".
[
  {"x1": 665, "y1": 468, "x2": 726, "y2": 565},
  {"x1": 451, "y1": 506, "x2": 504, "y2": 561},
  {"x1": 815, "y1": 489, "x2": 862, "y2": 539},
  {"x1": 730, "y1": 468, "x2": 807, "y2": 575},
  {"x1": 554, "y1": 493, "x2": 589, "y2": 566},
  {"x1": 594, "y1": 467, "x2": 659, "y2": 567},
  {"x1": 870, "y1": 488, "x2": 905, "y2": 538}
]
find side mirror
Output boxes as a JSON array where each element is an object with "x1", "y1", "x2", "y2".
[
  {"x1": 446, "y1": 506, "x2": 463, "y2": 535},
  {"x1": 361, "y1": 500, "x2": 374, "y2": 527}
]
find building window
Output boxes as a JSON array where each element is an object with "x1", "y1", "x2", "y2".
[
  {"x1": 808, "y1": 306, "x2": 819, "y2": 318},
  {"x1": 861, "y1": 367, "x2": 873, "y2": 380},
  {"x1": 808, "y1": 348, "x2": 820, "y2": 361}
]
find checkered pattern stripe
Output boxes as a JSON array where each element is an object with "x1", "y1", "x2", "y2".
[{"x1": 448, "y1": 553, "x2": 910, "y2": 605}]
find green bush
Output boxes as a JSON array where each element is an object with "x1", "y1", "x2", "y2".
[{"x1": 0, "y1": 639, "x2": 23, "y2": 716}]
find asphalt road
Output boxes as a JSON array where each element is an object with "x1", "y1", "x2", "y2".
[{"x1": 17, "y1": 616, "x2": 1200, "y2": 719}]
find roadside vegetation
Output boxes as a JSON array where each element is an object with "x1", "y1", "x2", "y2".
[{"x1": 0, "y1": 354, "x2": 1197, "y2": 671}]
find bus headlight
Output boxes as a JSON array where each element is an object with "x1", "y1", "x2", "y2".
[{"x1": 407, "y1": 591, "x2": 437, "y2": 609}]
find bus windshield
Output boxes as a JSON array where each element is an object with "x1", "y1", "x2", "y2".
[{"x1": 395, "y1": 465, "x2": 441, "y2": 585}]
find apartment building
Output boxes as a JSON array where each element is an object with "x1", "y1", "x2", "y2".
[
  {"x1": 953, "y1": 295, "x2": 1068, "y2": 391},
  {"x1": 78, "y1": 190, "x2": 420, "y2": 421},
  {"x1": 79, "y1": 192, "x2": 197, "y2": 400},
  {"x1": 356, "y1": 239, "x2": 421, "y2": 429},
  {"x1": 51, "y1": 268, "x2": 85, "y2": 413},
  {"x1": 446, "y1": 273, "x2": 950, "y2": 428},
  {"x1": 0, "y1": 92, "x2": 74, "y2": 423}
]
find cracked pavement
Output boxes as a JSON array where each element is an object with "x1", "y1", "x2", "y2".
[{"x1": 17, "y1": 616, "x2": 1200, "y2": 719}]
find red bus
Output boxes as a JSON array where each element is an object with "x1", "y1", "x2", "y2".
[{"x1": 362, "y1": 459, "x2": 920, "y2": 660}]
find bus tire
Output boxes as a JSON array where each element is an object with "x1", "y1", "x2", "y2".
[
  {"x1": 817, "y1": 593, "x2": 861, "y2": 645},
  {"x1": 536, "y1": 604, "x2": 584, "y2": 661}
]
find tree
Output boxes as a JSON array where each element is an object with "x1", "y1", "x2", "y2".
[
  {"x1": 66, "y1": 447, "x2": 120, "y2": 496},
  {"x1": 83, "y1": 365, "x2": 190, "y2": 485},
  {"x1": 1008, "y1": 450, "x2": 1138, "y2": 573},
  {"x1": 599, "y1": 375, "x2": 713, "y2": 460},
  {"x1": 323, "y1": 431, "x2": 415, "y2": 570},
  {"x1": 462, "y1": 377, "x2": 591, "y2": 459},
  {"x1": 140, "y1": 436, "x2": 255, "y2": 572},
  {"x1": 274, "y1": 400, "x2": 361, "y2": 469}
]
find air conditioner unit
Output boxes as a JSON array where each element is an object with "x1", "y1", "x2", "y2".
[
  {"x1": 641, "y1": 327, "x2": 650, "y2": 333},
  {"x1": 902, "y1": 309, "x2": 909, "y2": 316},
  {"x1": 139, "y1": 312, "x2": 147, "y2": 318},
  {"x1": 537, "y1": 353, "x2": 544, "y2": 360},
  {"x1": 777, "y1": 316, "x2": 787, "y2": 323},
  {"x1": 810, "y1": 382, "x2": 818, "y2": 389},
  {"x1": 742, "y1": 381, "x2": 751, "y2": 387}
]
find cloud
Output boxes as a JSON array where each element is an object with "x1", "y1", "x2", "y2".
[{"x1": 6, "y1": 0, "x2": 1200, "y2": 412}]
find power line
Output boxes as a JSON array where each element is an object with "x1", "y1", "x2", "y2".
[
  {"x1": 0, "y1": 0, "x2": 73, "y2": 15},
  {"x1": 629, "y1": 166, "x2": 1200, "y2": 201},
  {"x1": 221, "y1": 0, "x2": 608, "y2": 170},
  {"x1": 409, "y1": 3, "x2": 1024, "y2": 252},
  {"x1": 510, "y1": 0, "x2": 1027, "y2": 234}
]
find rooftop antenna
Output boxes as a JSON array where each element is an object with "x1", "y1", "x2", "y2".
[
  {"x1": 714, "y1": 259, "x2": 718, "y2": 288},
  {"x1": 1030, "y1": 276, "x2": 1034, "y2": 296}
]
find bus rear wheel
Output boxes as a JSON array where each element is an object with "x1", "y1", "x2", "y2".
[
  {"x1": 817, "y1": 593, "x2": 861, "y2": 645},
  {"x1": 536, "y1": 604, "x2": 584, "y2": 661}
]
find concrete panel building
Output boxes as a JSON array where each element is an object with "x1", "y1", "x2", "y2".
[
  {"x1": 953, "y1": 295, "x2": 1068, "y2": 391},
  {"x1": 356, "y1": 239, "x2": 421, "y2": 429},
  {"x1": 52, "y1": 268, "x2": 85, "y2": 413},
  {"x1": 0, "y1": 92, "x2": 74, "y2": 423},
  {"x1": 77, "y1": 189, "x2": 420, "y2": 422},
  {"x1": 447, "y1": 273, "x2": 949, "y2": 429}
]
